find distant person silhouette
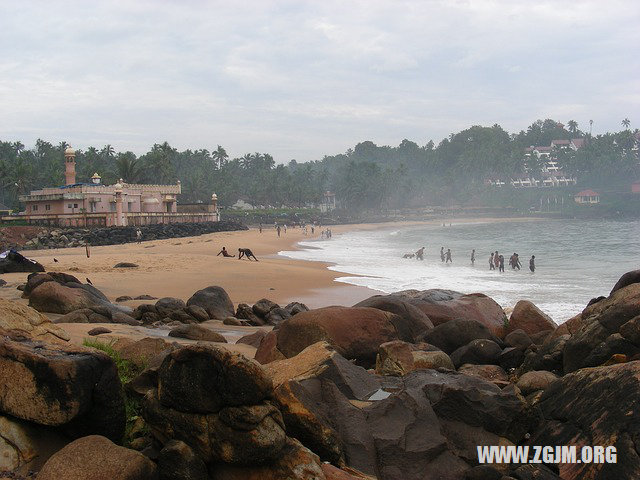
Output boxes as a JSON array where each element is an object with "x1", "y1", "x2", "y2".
[
  {"x1": 529, "y1": 255, "x2": 535, "y2": 272},
  {"x1": 471, "y1": 249, "x2": 475, "y2": 265},
  {"x1": 440, "y1": 247, "x2": 445, "y2": 262},
  {"x1": 445, "y1": 249, "x2": 452, "y2": 263},
  {"x1": 498, "y1": 255, "x2": 505, "y2": 272},
  {"x1": 238, "y1": 248, "x2": 258, "y2": 261},
  {"x1": 415, "y1": 247, "x2": 425, "y2": 260},
  {"x1": 489, "y1": 252, "x2": 495, "y2": 270}
]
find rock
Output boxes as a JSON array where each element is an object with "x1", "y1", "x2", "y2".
[
  {"x1": 168, "y1": 324, "x2": 227, "y2": 342},
  {"x1": 529, "y1": 362, "x2": 640, "y2": 480},
  {"x1": 458, "y1": 364, "x2": 508, "y2": 385},
  {"x1": 155, "y1": 297, "x2": 186, "y2": 317},
  {"x1": 143, "y1": 392, "x2": 286, "y2": 465},
  {"x1": 208, "y1": 437, "x2": 325, "y2": 480},
  {"x1": 422, "y1": 318, "x2": 500, "y2": 355},
  {"x1": 252, "y1": 298, "x2": 279, "y2": 318},
  {"x1": 321, "y1": 464, "x2": 373, "y2": 480},
  {"x1": 169, "y1": 309, "x2": 197, "y2": 324},
  {"x1": 519, "y1": 335, "x2": 569, "y2": 375},
  {"x1": 0, "y1": 251, "x2": 44, "y2": 273},
  {"x1": 135, "y1": 294, "x2": 157, "y2": 300},
  {"x1": 36, "y1": 435, "x2": 158, "y2": 480},
  {"x1": 0, "y1": 414, "x2": 68, "y2": 473},
  {"x1": 113, "y1": 262, "x2": 138, "y2": 268},
  {"x1": 265, "y1": 307, "x2": 291, "y2": 325},
  {"x1": 114, "y1": 337, "x2": 174, "y2": 369},
  {"x1": 0, "y1": 335, "x2": 125, "y2": 441},
  {"x1": 88, "y1": 327, "x2": 112, "y2": 336},
  {"x1": 354, "y1": 294, "x2": 434, "y2": 339},
  {"x1": 375, "y1": 340, "x2": 452, "y2": 376},
  {"x1": 115, "y1": 295, "x2": 133, "y2": 302},
  {"x1": 254, "y1": 330, "x2": 286, "y2": 364},
  {"x1": 0, "y1": 278, "x2": 7, "y2": 287},
  {"x1": 157, "y1": 344, "x2": 273, "y2": 413},
  {"x1": 186, "y1": 304, "x2": 210, "y2": 322},
  {"x1": 504, "y1": 329, "x2": 533, "y2": 349},
  {"x1": 507, "y1": 301, "x2": 557, "y2": 336},
  {"x1": 620, "y1": 315, "x2": 640, "y2": 345},
  {"x1": 516, "y1": 370, "x2": 558, "y2": 395},
  {"x1": 237, "y1": 330, "x2": 268, "y2": 348},
  {"x1": 0, "y1": 298, "x2": 70, "y2": 343},
  {"x1": 498, "y1": 347, "x2": 526, "y2": 371},
  {"x1": 451, "y1": 339, "x2": 502, "y2": 368},
  {"x1": 186, "y1": 286, "x2": 235, "y2": 320},
  {"x1": 284, "y1": 301, "x2": 309, "y2": 316},
  {"x1": 157, "y1": 439, "x2": 208, "y2": 480},
  {"x1": 223, "y1": 316, "x2": 243, "y2": 326},
  {"x1": 235, "y1": 303, "x2": 264, "y2": 325},
  {"x1": 28, "y1": 281, "x2": 108, "y2": 314},
  {"x1": 610, "y1": 269, "x2": 640, "y2": 295},
  {"x1": 393, "y1": 289, "x2": 507, "y2": 336},
  {"x1": 270, "y1": 306, "x2": 410, "y2": 368}
]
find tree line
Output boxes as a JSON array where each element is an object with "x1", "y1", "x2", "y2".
[{"x1": 0, "y1": 119, "x2": 637, "y2": 212}]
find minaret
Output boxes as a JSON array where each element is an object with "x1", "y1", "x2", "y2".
[
  {"x1": 114, "y1": 180, "x2": 124, "y2": 227},
  {"x1": 64, "y1": 146, "x2": 76, "y2": 185}
]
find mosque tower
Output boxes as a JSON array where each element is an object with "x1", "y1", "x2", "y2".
[{"x1": 64, "y1": 146, "x2": 76, "y2": 185}]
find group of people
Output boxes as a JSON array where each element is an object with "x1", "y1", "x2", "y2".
[
  {"x1": 489, "y1": 251, "x2": 535, "y2": 272},
  {"x1": 217, "y1": 246, "x2": 259, "y2": 261},
  {"x1": 320, "y1": 228, "x2": 332, "y2": 239},
  {"x1": 403, "y1": 246, "x2": 536, "y2": 273}
]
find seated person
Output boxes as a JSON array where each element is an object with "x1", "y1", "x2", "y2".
[{"x1": 217, "y1": 247, "x2": 235, "y2": 257}]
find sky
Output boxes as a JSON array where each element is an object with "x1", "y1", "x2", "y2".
[{"x1": 1, "y1": 0, "x2": 638, "y2": 163}]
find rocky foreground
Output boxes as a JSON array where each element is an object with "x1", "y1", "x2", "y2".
[{"x1": 2, "y1": 270, "x2": 640, "y2": 479}]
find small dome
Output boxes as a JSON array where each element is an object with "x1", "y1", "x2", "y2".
[
  {"x1": 65, "y1": 146, "x2": 75, "y2": 156},
  {"x1": 211, "y1": 193, "x2": 218, "y2": 200},
  {"x1": 91, "y1": 172, "x2": 101, "y2": 179}
]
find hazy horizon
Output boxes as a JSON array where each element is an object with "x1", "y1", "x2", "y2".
[{"x1": 1, "y1": 1, "x2": 638, "y2": 163}]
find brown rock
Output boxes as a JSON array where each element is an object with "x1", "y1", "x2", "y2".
[
  {"x1": 237, "y1": 330, "x2": 268, "y2": 348},
  {"x1": 0, "y1": 298, "x2": 69, "y2": 343},
  {"x1": 157, "y1": 344, "x2": 273, "y2": 413},
  {"x1": 209, "y1": 437, "x2": 325, "y2": 480},
  {"x1": 186, "y1": 286, "x2": 235, "y2": 320},
  {"x1": 394, "y1": 289, "x2": 507, "y2": 337},
  {"x1": 354, "y1": 294, "x2": 434, "y2": 340},
  {"x1": 375, "y1": 340, "x2": 452, "y2": 376},
  {"x1": 458, "y1": 364, "x2": 508, "y2": 385},
  {"x1": 185, "y1": 304, "x2": 210, "y2": 322},
  {"x1": 88, "y1": 327, "x2": 112, "y2": 336},
  {"x1": 411, "y1": 350, "x2": 455, "y2": 370},
  {"x1": 36, "y1": 435, "x2": 158, "y2": 480},
  {"x1": 516, "y1": 370, "x2": 558, "y2": 395},
  {"x1": 28, "y1": 280, "x2": 107, "y2": 314},
  {"x1": 168, "y1": 324, "x2": 227, "y2": 342},
  {"x1": 272, "y1": 306, "x2": 408, "y2": 367},
  {"x1": 507, "y1": 300, "x2": 557, "y2": 336},
  {"x1": 0, "y1": 336, "x2": 125, "y2": 441},
  {"x1": 254, "y1": 330, "x2": 286, "y2": 364},
  {"x1": 115, "y1": 337, "x2": 173, "y2": 368},
  {"x1": 223, "y1": 317, "x2": 243, "y2": 326},
  {"x1": 157, "y1": 439, "x2": 208, "y2": 480},
  {"x1": 322, "y1": 464, "x2": 376, "y2": 480}
]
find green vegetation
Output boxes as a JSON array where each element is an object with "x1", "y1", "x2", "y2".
[
  {"x1": 82, "y1": 338, "x2": 147, "y2": 446},
  {"x1": 1, "y1": 118, "x2": 637, "y2": 215}
]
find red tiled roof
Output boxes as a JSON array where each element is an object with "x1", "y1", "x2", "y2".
[
  {"x1": 575, "y1": 189, "x2": 599, "y2": 197},
  {"x1": 535, "y1": 146, "x2": 553, "y2": 152},
  {"x1": 571, "y1": 138, "x2": 585, "y2": 148},
  {"x1": 552, "y1": 139, "x2": 570, "y2": 145}
]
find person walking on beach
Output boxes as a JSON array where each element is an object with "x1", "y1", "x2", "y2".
[
  {"x1": 471, "y1": 249, "x2": 475, "y2": 266},
  {"x1": 529, "y1": 255, "x2": 535, "y2": 272},
  {"x1": 284, "y1": 224, "x2": 287, "y2": 233},
  {"x1": 498, "y1": 254, "x2": 505, "y2": 272},
  {"x1": 136, "y1": 228, "x2": 142, "y2": 244},
  {"x1": 415, "y1": 247, "x2": 425, "y2": 261},
  {"x1": 489, "y1": 252, "x2": 495, "y2": 270},
  {"x1": 440, "y1": 247, "x2": 445, "y2": 262},
  {"x1": 445, "y1": 249, "x2": 452, "y2": 263},
  {"x1": 277, "y1": 225, "x2": 281, "y2": 237},
  {"x1": 259, "y1": 223, "x2": 263, "y2": 234},
  {"x1": 217, "y1": 247, "x2": 235, "y2": 257},
  {"x1": 238, "y1": 248, "x2": 258, "y2": 261}
]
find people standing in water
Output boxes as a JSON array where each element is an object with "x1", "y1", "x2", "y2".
[
  {"x1": 415, "y1": 247, "x2": 425, "y2": 261},
  {"x1": 498, "y1": 254, "x2": 505, "y2": 272},
  {"x1": 529, "y1": 255, "x2": 535, "y2": 272},
  {"x1": 445, "y1": 249, "x2": 452, "y2": 263},
  {"x1": 471, "y1": 249, "x2": 475, "y2": 266},
  {"x1": 515, "y1": 253, "x2": 522, "y2": 270},
  {"x1": 494, "y1": 251, "x2": 500, "y2": 269},
  {"x1": 489, "y1": 252, "x2": 495, "y2": 270},
  {"x1": 440, "y1": 247, "x2": 445, "y2": 262}
]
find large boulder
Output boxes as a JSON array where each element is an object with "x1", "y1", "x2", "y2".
[
  {"x1": 507, "y1": 300, "x2": 557, "y2": 336},
  {"x1": 0, "y1": 250, "x2": 44, "y2": 273},
  {"x1": 158, "y1": 440, "x2": 208, "y2": 480},
  {"x1": 157, "y1": 344, "x2": 273, "y2": 413},
  {"x1": 421, "y1": 318, "x2": 500, "y2": 355},
  {"x1": 375, "y1": 340, "x2": 453, "y2": 376},
  {"x1": 353, "y1": 294, "x2": 434, "y2": 340},
  {"x1": 186, "y1": 286, "x2": 234, "y2": 320},
  {"x1": 0, "y1": 335, "x2": 125, "y2": 442},
  {"x1": 450, "y1": 339, "x2": 502, "y2": 368},
  {"x1": 36, "y1": 435, "x2": 158, "y2": 480},
  {"x1": 267, "y1": 306, "x2": 411, "y2": 368},
  {"x1": 28, "y1": 280, "x2": 108, "y2": 314},
  {"x1": 529, "y1": 361, "x2": 640, "y2": 480},
  {"x1": 516, "y1": 370, "x2": 558, "y2": 396},
  {"x1": 113, "y1": 337, "x2": 175, "y2": 369},
  {"x1": 155, "y1": 297, "x2": 186, "y2": 317},
  {"x1": 0, "y1": 298, "x2": 69, "y2": 343},
  {"x1": 392, "y1": 289, "x2": 507, "y2": 336},
  {"x1": 610, "y1": 269, "x2": 640, "y2": 295}
]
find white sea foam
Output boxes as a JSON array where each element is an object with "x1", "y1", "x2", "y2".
[{"x1": 280, "y1": 219, "x2": 640, "y2": 323}]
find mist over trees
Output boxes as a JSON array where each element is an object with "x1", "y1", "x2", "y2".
[{"x1": 0, "y1": 119, "x2": 637, "y2": 212}]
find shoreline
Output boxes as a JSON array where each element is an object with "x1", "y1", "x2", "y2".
[{"x1": 0, "y1": 217, "x2": 546, "y2": 312}]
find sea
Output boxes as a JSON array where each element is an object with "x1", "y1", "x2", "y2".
[{"x1": 279, "y1": 219, "x2": 640, "y2": 323}]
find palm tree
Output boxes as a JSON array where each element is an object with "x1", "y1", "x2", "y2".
[
  {"x1": 622, "y1": 118, "x2": 631, "y2": 130},
  {"x1": 567, "y1": 120, "x2": 578, "y2": 134},
  {"x1": 101, "y1": 144, "x2": 115, "y2": 159},
  {"x1": 115, "y1": 153, "x2": 142, "y2": 183},
  {"x1": 212, "y1": 145, "x2": 228, "y2": 169},
  {"x1": 589, "y1": 119, "x2": 593, "y2": 136}
]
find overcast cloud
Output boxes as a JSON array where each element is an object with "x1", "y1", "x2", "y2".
[{"x1": 1, "y1": 0, "x2": 638, "y2": 162}]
